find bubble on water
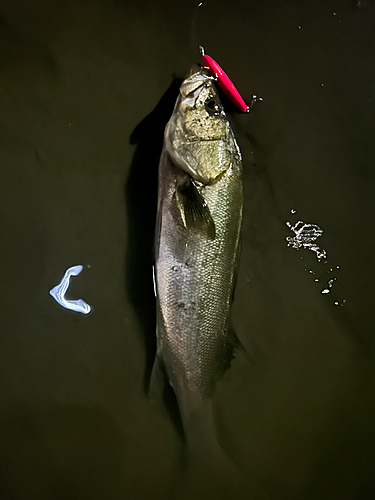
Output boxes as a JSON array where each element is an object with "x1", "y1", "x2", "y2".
[{"x1": 286, "y1": 220, "x2": 327, "y2": 261}]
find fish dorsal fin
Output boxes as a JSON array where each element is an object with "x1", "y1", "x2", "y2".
[{"x1": 176, "y1": 179, "x2": 215, "y2": 240}]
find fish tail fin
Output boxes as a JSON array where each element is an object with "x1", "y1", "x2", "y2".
[{"x1": 172, "y1": 402, "x2": 251, "y2": 500}]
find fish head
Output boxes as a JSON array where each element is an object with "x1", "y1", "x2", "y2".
[{"x1": 165, "y1": 66, "x2": 241, "y2": 185}]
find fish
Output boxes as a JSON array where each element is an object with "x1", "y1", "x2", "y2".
[{"x1": 151, "y1": 65, "x2": 244, "y2": 456}]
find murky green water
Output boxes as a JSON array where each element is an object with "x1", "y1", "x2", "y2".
[{"x1": 1, "y1": 1, "x2": 374, "y2": 498}]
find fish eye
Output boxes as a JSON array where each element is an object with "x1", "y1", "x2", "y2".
[{"x1": 205, "y1": 99, "x2": 222, "y2": 116}]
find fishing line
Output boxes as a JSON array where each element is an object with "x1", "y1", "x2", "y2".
[
  {"x1": 190, "y1": 1, "x2": 204, "y2": 60},
  {"x1": 189, "y1": 1, "x2": 262, "y2": 114}
]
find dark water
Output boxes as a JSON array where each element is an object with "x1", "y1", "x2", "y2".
[{"x1": 1, "y1": 1, "x2": 375, "y2": 498}]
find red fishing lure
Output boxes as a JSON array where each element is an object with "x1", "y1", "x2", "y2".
[{"x1": 202, "y1": 53, "x2": 249, "y2": 112}]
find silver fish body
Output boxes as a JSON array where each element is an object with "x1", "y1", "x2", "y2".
[{"x1": 152, "y1": 66, "x2": 243, "y2": 440}]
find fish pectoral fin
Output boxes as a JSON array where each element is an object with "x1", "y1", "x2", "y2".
[{"x1": 176, "y1": 179, "x2": 215, "y2": 239}]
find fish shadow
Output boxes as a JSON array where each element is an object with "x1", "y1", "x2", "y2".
[{"x1": 124, "y1": 77, "x2": 183, "y2": 394}]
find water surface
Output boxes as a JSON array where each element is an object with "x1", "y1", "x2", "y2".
[{"x1": 1, "y1": 1, "x2": 374, "y2": 498}]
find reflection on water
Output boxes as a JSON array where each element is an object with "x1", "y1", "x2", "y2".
[
  {"x1": 286, "y1": 211, "x2": 346, "y2": 306},
  {"x1": 286, "y1": 217, "x2": 327, "y2": 261},
  {"x1": 49, "y1": 265, "x2": 91, "y2": 314}
]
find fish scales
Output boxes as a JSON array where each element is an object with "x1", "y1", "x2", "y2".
[{"x1": 153, "y1": 65, "x2": 243, "y2": 429}]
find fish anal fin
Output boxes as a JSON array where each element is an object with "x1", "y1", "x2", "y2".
[
  {"x1": 150, "y1": 353, "x2": 185, "y2": 440},
  {"x1": 222, "y1": 322, "x2": 249, "y2": 373},
  {"x1": 149, "y1": 353, "x2": 168, "y2": 401},
  {"x1": 176, "y1": 179, "x2": 215, "y2": 240}
]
